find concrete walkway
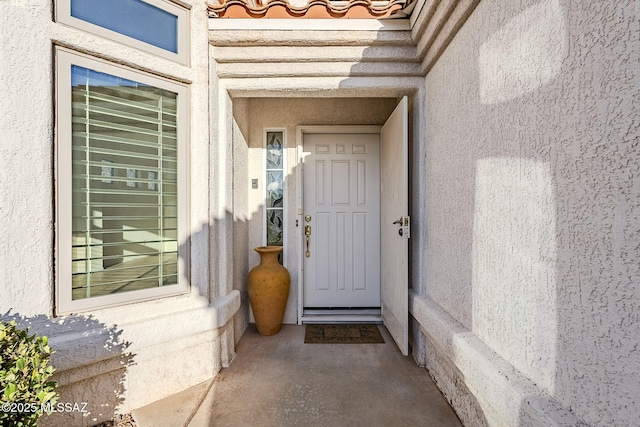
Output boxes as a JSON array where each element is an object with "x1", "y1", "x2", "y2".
[{"x1": 133, "y1": 324, "x2": 463, "y2": 427}]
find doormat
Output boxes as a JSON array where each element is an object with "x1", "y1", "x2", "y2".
[{"x1": 304, "y1": 324, "x2": 385, "y2": 344}]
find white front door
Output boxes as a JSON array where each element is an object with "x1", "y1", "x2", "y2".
[
  {"x1": 380, "y1": 96, "x2": 410, "y2": 355},
  {"x1": 302, "y1": 133, "x2": 381, "y2": 308}
]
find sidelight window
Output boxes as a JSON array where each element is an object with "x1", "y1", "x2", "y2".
[{"x1": 264, "y1": 130, "x2": 286, "y2": 262}]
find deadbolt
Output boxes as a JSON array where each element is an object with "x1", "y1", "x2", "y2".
[{"x1": 305, "y1": 214, "x2": 312, "y2": 222}]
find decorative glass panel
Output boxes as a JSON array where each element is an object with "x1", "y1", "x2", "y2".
[
  {"x1": 266, "y1": 209, "x2": 284, "y2": 247},
  {"x1": 265, "y1": 131, "x2": 284, "y2": 261},
  {"x1": 70, "y1": 0, "x2": 178, "y2": 53},
  {"x1": 266, "y1": 171, "x2": 283, "y2": 208},
  {"x1": 266, "y1": 132, "x2": 283, "y2": 169},
  {"x1": 70, "y1": 65, "x2": 179, "y2": 300}
]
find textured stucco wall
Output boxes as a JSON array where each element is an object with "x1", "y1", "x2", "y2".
[
  {"x1": 232, "y1": 98, "x2": 252, "y2": 341},
  {"x1": 1, "y1": 0, "x2": 55, "y2": 317},
  {"x1": 1, "y1": 1, "x2": 240, "y2": 425},
  {"x1": 238, "y1": 97, "x2": 398, "y2": 324},
  {"x1": 421, "y1": 0, "x2": 639, "y2": 425}
]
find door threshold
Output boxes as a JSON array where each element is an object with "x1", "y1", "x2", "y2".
[
  {"x1": 304, "y1": 308, "x2": 381, "y2": 315},
  {"x1": 301, "y1": 309, "x2": 382, "y2": 324}
]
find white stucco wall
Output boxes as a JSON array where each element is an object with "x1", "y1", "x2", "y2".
[
  {"x1": 417, "y1": 0, "x2": 639, "y2": 426},
  {"x1": 4, "y1": 1, "x2": 637, "y2": 425},
  {"x1": 1, "y1": 2, "x2": 240, "y2": 425},
  {"x1": 1, "y1": 0, "x2": 55, "y2": 318},
  {"x1": 231, "y1": 98, "x2": 252, "y2": 341}
]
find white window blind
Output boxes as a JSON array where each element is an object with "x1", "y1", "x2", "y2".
[{"x1": 71, "y1": 65, "x2": 179, "y2": 301}]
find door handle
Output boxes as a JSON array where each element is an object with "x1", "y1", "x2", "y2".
[
  {"x1": 393, "y1": 216, "x2": 411, "y2": 239},
  {"x1": 305, "y1": 225, "x2": 312, "y2": 258}
]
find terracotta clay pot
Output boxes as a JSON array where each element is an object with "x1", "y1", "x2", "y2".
[{"x1": 247, "y1": 246, "x2": 290, "y2": 336}]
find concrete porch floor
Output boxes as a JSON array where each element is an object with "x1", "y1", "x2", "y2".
[{"x1": 133, "y1": 324, "x2": 463, "y2": 427}]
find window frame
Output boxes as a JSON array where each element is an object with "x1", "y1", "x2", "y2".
[
  {"x1": 56, "y1": 0, "x2": 190, "y2": 65},
  {"x1": 55, "y1": 47, "x2": 191, "y2": 314}
]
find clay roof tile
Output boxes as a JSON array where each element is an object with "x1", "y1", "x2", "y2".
[{"x1": 207, "y1": 0, "x2": 413, "y2": 19}]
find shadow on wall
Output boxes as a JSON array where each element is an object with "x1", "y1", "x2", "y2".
[
  {"x1": 177, "y1": 220, "x2": 247, "y2": 370},
  {"x1": 329, "y1": 24, "x2": 495, "y2": 427},
  {"x1": 203, "y1": 210, "x2": 253, "y2": 348},
  {"x1": 1, "y1": 311, "x2": 134, "y2": 426},
  {"x1": 1, "y1": 221, "x2": 244, "y2": 427},
  {"x1": 422, "y1": 328, "x2": 491, "y2": 427},
  {"x1": 421, "y1": 0, "x2": 638, "y2": 425}
]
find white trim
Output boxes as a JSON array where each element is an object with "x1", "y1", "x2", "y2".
[
  {"x1": 409, "y1": 0, "x2": 426, "y2": 29},
  {"x1": 209, "y1": 18, "x2": 411, "y2": 31},
  {"x1": 295, "y1": 125, "x2": 382, "y2": 324},
  {"x1": 55, "y1": 47, "x2": 191, "y2": 314},
  {"x1": 301, "y1": 314, "x2": 383, "y2": 324},
  {"x1": 262, "y1": 128, "x2": 287, "y2": 267},
  {"x1": 56, "y1": 0, "x2": 190, "y2": 65},
  {"x1": 222, "y1": 76, "x2": 423, "y2": 99},
  {"x1": 297, "y1": 125, "x2": 382, "y2": 135},
  {"x1": 296, "y1": 132, "x2": 304, "y2": 325}
]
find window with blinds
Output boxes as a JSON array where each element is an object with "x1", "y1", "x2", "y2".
[{"x1": 56, "y1": 49, "x2": 189, "y2": 312}]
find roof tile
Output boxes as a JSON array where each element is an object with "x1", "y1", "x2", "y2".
[{"x1": 207, "y1": 0, "x2": 412, "y2": 19}]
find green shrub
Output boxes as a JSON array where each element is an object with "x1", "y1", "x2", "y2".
[{"x1": 0, "y1": 321, "x2": 58, "y2": 427}]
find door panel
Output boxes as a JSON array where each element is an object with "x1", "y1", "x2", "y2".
[
  {"x1": 303, "y1": 133, "x2": 380, "y2": 308},
  {"x1": 381, "y1": 96, "x2": 410, "y2": 355}
]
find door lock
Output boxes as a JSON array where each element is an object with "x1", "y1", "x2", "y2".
[
  {"x1": 305, "y1": 225, "x2": 312, "y2": 258},
  {"x1": 305, "y1": 214, "x2": 312, "y2": 223},
  {"x1": 393, "y1": 216, "x2": 411, "y2": 239}
]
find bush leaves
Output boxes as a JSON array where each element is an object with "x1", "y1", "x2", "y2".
[{"x1": 0, "y1": 321, "x2": 58, "y2": 427}]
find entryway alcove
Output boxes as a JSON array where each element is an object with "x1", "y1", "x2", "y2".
[{"x1": 227, "y1": 94, "x2": 417, "y2": 356}]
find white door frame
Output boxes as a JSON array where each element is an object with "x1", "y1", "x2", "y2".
[{"x1": 296, "y1": 125, "x2": 382, "y2": 324}]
